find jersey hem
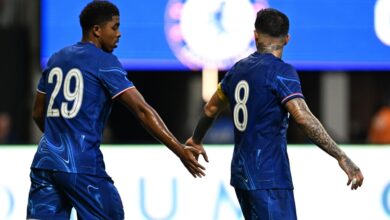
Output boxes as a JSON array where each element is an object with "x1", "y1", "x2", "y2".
[
  {"x1": 112, "y1": 86, "x2": 135, "y2": 99},
  {"x1": 281, "y1": 93, "x2": 304, "y2": 104}
]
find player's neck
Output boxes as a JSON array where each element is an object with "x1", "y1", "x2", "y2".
[
  {"x1": 257, "y1": 47, "x2": 284, "y2": 58},
  {"x1": 271, "y1": 49, "x2": 283, "y2": 59},
  {"x1": 81, "y1": 36, "x2": 101, "y2": 49},
  {"x1": 256, "y1": 40, "x2": 285, "y2": 58}
]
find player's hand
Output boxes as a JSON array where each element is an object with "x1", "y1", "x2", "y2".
[
  {"x1": 338, "y1": 156, "x2": 364, "y2": 190},
  {"x1": 180, "y1": 145, "x2": 206, "y2": 178},
  {"x1": 185, "y1": 137, "x2": 209, "y2": 162}
]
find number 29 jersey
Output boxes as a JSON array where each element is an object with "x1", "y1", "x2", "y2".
[
  {"x1": 31, "y1": 42, "x2": 134, "y2": 177},
  {"x1": 219, "y1": 52, "x2": 304, "y2": 190}
]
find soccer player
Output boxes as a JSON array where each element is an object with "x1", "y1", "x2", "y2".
[
  {"x1": 27, "y1": 1, "x2": 206, "y2": 219},
  {"x1": 186, "y1": 8, "x2": 364, "y2": 220}
]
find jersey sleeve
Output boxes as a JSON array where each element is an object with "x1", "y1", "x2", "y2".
[
  {"x1": 37, "y1": 72, "x2": 47, "y2": 94},
  {"x1": 37, "y1": 53, "x2": 58, "y2": 94},
  {"x1": 37, "y1": 60, "x2": 53, "y2": 94},
  {"x1": 220, "y1": 63, "x2": 237, "y2": 99},
  {"x1": 273, "y1": 64, "x2": 305, "y2": 104},
  {"x1": 98, "y1": 55, "x2": 134, "y2": 99},
  {"x1": 217, "y1": 83, "x2": 228, "y2": 102}
]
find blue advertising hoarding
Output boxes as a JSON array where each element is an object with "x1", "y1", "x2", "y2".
[{"x1": 41, "y1": 0, "x2": 390, "y2": 71}]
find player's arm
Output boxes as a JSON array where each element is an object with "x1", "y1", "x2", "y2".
[
  {"x1": 185, "y1": 86, "x2": 229, "y2": 161},
  {"x1": 32, "y1": 92, "x2": 45, "y2": 132},
  {"x1": 117, "y1": 87, "x2": 206, "y2": 178},
  {"x1": 285, "y1": 97, "x2": 364, "y2": 190},
  {"x1": 192, "y1": 89, "x2": 228, "y2": 144}
]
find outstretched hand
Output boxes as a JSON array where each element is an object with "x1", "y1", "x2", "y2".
[
  {"x1": 185, "y1": 137, "x2": 209, "y2": 163},
  {"x1": 338, "y1": 156, "x2": 364, "y2": 190},
  {"x1": 180, "y1": 145, "x2": 207, "y2": 178}
]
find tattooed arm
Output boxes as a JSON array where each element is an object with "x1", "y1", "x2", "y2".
[{"x1": 285, "y1": 98, "x2": 364, "y2": 190}]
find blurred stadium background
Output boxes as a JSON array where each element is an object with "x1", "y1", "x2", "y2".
[{"x1": 0, "y1": 0, "x2": 390, "y2": 219}]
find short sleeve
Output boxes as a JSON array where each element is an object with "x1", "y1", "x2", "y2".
[
  {"x1": 220, "y1": 63, "x2": 237, "y2": 98},
  {"x1": 273, "y1": 64, "x2": 304, "y2": 104},
  {"x1": 99, "y1": 55, "x2": 134, "y2": 99},
  {"x1": 220, "y1": 72, "x2": 231, "y2": 96},
  {"x1": 37, "y1": 66, "x2": 50, "y2": 94},
  {"x1": 217, "y1": 83, "x2": 228, "y2": 102}
]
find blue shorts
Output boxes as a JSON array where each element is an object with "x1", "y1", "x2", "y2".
[
  {"x1": 27, "y1": 169, "x2": 124, "y2": 220},
  {"x1": 235, "y1": 188, "x2": 297, "y2": 220}
]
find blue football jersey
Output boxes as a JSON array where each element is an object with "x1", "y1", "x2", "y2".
[
  {"x1": 220, "y1": 52, "x2": 304, "y2": 190},
  {"x1": 31, "y1": 42, "x2": 134, "y2": 177}
]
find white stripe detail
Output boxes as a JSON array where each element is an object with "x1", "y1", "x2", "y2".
[
  {"x1": 281, "y1": 93, "x2": 303, "y2": 103},
  {"x1": 36, "y1": 89, "x2": 46, "y2": 94},
  {"x1": 112, "y1": 86, "x2": 135, "y2": 99},
  {"x1": 99, "y1": 68, "x2": 127, "y2": 75}
]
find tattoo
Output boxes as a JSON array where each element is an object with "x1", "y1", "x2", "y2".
[
  {"x1": 290, "y1": 99, "x2": 346, "y2": 160},
  {"x1": 343, "y1": 156, "x2": 360, "y2": 173},
  {"x1": 257, "y1": 41, "x2": 284, "y2": 53}
]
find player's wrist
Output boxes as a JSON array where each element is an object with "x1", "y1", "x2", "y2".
[
  {"x1": 173, "y1": 143, "x2": 187, "y2": 158},
  {"x1": 193, "y1": 112, "x2": 215, "y2": 143}
]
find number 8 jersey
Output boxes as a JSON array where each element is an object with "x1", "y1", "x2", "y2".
[
  {"x1": 219, "y1": 52, "x2": 304, "y2": 190},
  {"x1": 31, "y1": 42, "x2": 134, "y2": 177}
]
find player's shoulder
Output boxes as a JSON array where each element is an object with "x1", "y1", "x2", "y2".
[
  {"x1": 48, "y1": 44, "x2": 72, "y2": 59},
  {"x1": 227, "y1": 52, "x2": 256, "y2": 73},
  {"x1": 49, "y1": 42, "x2": 87, "y2": 62},
  {"x1": 77, "y1": 43, "x2": 122, "y2": 69},
  {"x1": 57, "y1": 42, "x2": 82, "y2": 55},
  {"x1": 45, "y1": 44, "x2": 74, "y2": 67},
  {"x1": 238, "y1": 52, "x2": 258, "y2": 65},
  {"x1": 98, "y1": 52, "x2": 122, "y2": 70},
  {"x1": 274, "y1": 60, "x2": 297, "y2": 75}
]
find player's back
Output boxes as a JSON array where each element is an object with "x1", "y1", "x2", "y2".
[
  {"x1": 221, "y1": 52, "x2": 304, "y2": 189},
  {"x1": 222, "y1": 52, "x2": 297, "y2": 146},
  {"x1": 42, "y1": 42, "x2": 113, "y2": 142},
  {"x1": 32, "y1": 42, "x2": 132, "y2": 176}
]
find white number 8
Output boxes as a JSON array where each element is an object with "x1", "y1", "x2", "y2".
[
  {"x1": 47, "y1": 67, "x2": 84, "y2": 119},
  {"x1": 233, "y1": 80, "x2": 249, "y2": 131}
]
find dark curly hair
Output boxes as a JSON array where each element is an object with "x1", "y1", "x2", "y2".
[
  {"x1": 255, "y1": 8, "x2": 289, "y2": 37},
  {"x1": 79, "y1": 1, "x2": 119, "y2": 34}
]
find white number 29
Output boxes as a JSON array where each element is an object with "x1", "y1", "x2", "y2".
[
  {"x1": 233, "y1": 80, "x2": 249, "y2": 131},
  {"x1": 47, "y1": 67, "x2": 84, "y2": 119}
]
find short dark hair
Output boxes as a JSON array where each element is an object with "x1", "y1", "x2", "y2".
[
  {"x1": 255, "y1": 8, "x2": 289, "y2": 37},
  {"x1": 79, "y1": 1, "x2": 119, "y2": 33}
]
